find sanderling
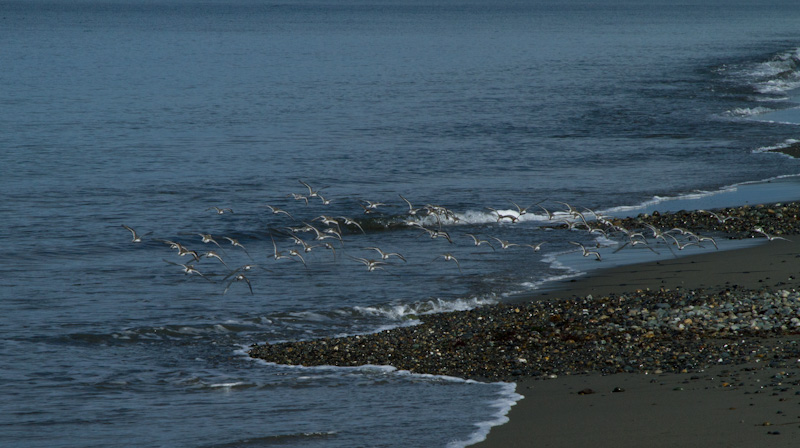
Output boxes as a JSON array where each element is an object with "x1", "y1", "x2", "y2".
[
  {"x1": 569, "y1": 241, "x2": 602, "y2": 261},
  {"x1": 664, "y1": 234, "x2": 700, "y2": 251},
  {"x1": 536, "y1": 204, "x2": 555, "y2": 220},
  {"x1": 436, "y1": 253, "x2": 462, "y2": 273},
  {"x1": 202, "y1": 250, "x2": 229, "y2": 268},
  {"x1": 198, "y1": 233, "x2": 223, "y2": 248},
  {"x1": 522, "y1": 242, "x2": 546, "y2": 252},
  {"x1": 207, "y1": 206, "x2": 233, "y2": 215},
  {"x1": 163, "y1": 259, "x2": 212, "y2": 281},
  {"x1": 753, "y1": 227, "x2": 791, "y2": 242},
  {"x1": 491, "y1": 237, "x2": 518, "y2": 250},
  {"x1": 287, "y1": 193, "x2": 309, "y2": 205},
  {"x1": 365, "y1": 246, "x2": 406, "y2": 262},
  {"x1": 509, "y1": 201, "x2": 532, "y2": 216},
  {"x1": 223, "y1": 273, "x2": 253, "y2": 295},
  {"x1": 264, "y1": 204, "x2": 294, "y2": 220},
  {"x1": 399, "y1": 194, "x2": 423, "y2": 216},
  {"x1": 700, "y1": 210, "x2": 739, "y2": 223},
  {"x1": 348, "y1": 256, "x2": 386, "y2": 272},
  {"x1": 299, "y1": 179, "x2": 326, "y2": 198},
  {"x1": 122, "y1": 225, "x2": 150, "y2": 243},
  {"x1": 270, "y1": 236, "x2": 290, "y2": 261},
  {"x1": 224, "y1": 236, "x2": 252, "y2": 260},
  {"x1": 338, "y1": 216, "x2": 366, "y2": 234},
  {"x1": 465, "y1": 233, "x2": 496, "y2": 251}
]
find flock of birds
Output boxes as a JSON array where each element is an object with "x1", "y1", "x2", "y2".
[{"x1": 121, "y1": 180, "x2": 788, "y2": 296}]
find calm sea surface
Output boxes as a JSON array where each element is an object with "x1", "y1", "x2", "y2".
[{"x1": 3, "y1": 1, "x2": 800, "y2": 446}]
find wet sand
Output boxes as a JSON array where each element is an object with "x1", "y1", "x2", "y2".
[{"x1": 474, "y1": 239, "x2": 800, "y2": 448}]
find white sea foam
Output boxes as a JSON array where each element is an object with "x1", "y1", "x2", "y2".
[
  {"x1": 750, "y1": 48, "x2": 800, "y2": 94},
  {"x1": 600, "y1": 185, "x2": 738, "y2": 216},
  {"x1": 753, "y1": 138, "x2": 800, "y2": 157},
  {"x1": 408, "y1": 207, "x2": 568, "y2": 227},
  {"x1": 502, "y1": 248, "x2": 585, "y2": 297},
  {"x1": 446, "y1": 381, "x2": 523, "y2": 448},
  {"x1": 353, "y1": 295, "x2": 499, "y2": 321},
  {"x1": 209, "y1": 381, "x2": 247, "y2": 390},
  {"x1": 726, "y1": 106, "x2": 775, "y2": 117},
  {"x1": 246, "y1": 354, "x2": 524, "y2": 448}
]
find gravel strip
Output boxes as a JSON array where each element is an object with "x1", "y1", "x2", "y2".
[
  {"x1": 250, "y1": 286, "x2": 800, "y2": 382},
  {"x1": 249, "y1": 202, "x2": 800, "y2": 382}
]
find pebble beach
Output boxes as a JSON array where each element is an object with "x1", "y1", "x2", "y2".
[{"x1": 250, "y1": 201, "x2": 800, "y2": 446}]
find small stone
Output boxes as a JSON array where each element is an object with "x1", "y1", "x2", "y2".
[{"x1": 577, "y1": 388, "x2": 595, "y2": 395}]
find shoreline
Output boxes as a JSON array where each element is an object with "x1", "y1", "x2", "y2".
[
  {"x1": 248, "y1": 201, "x2": 800, "y2": 447},
  {"x1": 476, "y1": 204, "x2": 800, "y2": 447},
  {"x1": 472, "y1": 237, "x2": 800, "y2": 448}
]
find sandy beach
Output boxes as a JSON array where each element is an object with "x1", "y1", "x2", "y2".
[{"x1": 475, "y1": 238, "x2": 800, "y2": 448}]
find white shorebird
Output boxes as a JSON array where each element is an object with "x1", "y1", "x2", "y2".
[
  {"x1": 485, "y1": 207, "x2": 502, "y2": 220},
  {"x1": 287, "y1": 248, "x2": 307, "y2": 267},
  {"x1": 495, "y1": 213, "x2": 520, "y2": 223},
  {"x1": 569, "y1": 241, "x2": 602, "y2": 261},
  {"x1": 465, "y1": 234, "x2": 496, "y2": 251},
  {"x1": 317, "y1": 194, "x2": 332, "y2": 205},
  {"x1": 163, "y1": 259, "x2": 212, "y2": 280},
  {"x1": 172, "y1": 244, "x2": 201, "y2": 262},
  {"x1": 582, "y1": 207, "x2": 612, "y2": 226},
  {"x1": 613, "y1": 238, "x2": 659, "y2": 255},
  {"x1": 586, "y1": 225, "x2": 608, "y2": 237},
  {"x1": 288, "y1": 234, "x2": 316, "y2": 253},
  {"x1": 421, "y1": 227, "x2": 454, "y2": 243},
  {"x1": 436, "y1": 253, "x2": 462, "y2": 273},
  {"x1": 753, "y1": 227, "x2": 791, "y2": 241},
  {"x1": 223, "y1": 236, "x2": 252, "y2": 260},
  {"x1": 700, "y1": 210, "x2": 739, "y2": 223},
  {"x1": 202, "y1": 250, "x2": 229, "y2": 268},
  {"x1": 399, "y1": 194, "x2": 423, "y2": 216},
  {"x1": 122, "y1": 225, "x2": 150, "y2": 243},
  {"x1": 664, "y1": 234, "x2": 700, "y2": 251},
  {"x1": 322, "y1": 227, "x2": 344, "y2": 244},
  {"x1": 348, "y1": 256, "x2": 386, "y2": 272},
  {"x1": 339, "y1": 216, "x2": 366, "y2": 234},
  {"x1": 223, "y1": 264, "x2": 269, "y2": 280},
  {"x1": 558, "y1": 218, "x2": 584, "y2": 231},
  {"x1": 299, "y1": 179, "x2": 326, "y2": 198},
  {"x1": 555, "y1": 201, "x2": 584, "y2": 219},
  {"x1": 362, "y1": 199, "x2": 385, "y2": 210},
  {"x1": 491, "y1": 237, "x2": 518, "y2": 250},
  {"x1": 160, "y1": 239, "x2": 182, "y2": 250},
  {"x1": 522, "y1": 242, "x2": 546, "y2": 252},
  {"x1": 365, "y1": 246, "x2": 406, "y2": 262},
  {"x1": 536, "y1": 204, "x2": 555, "y2": 220},
  {"x1": 313, "y1": 215, "x2": 341, "y2": 230},
  {"x1": 317, "y1": 242, "x2": 337, "y2": 259},
  {"x1": 270, "y1": 236, "x2": 291, "y2": 261},
  {"x1": 197, "y1": 233, "x2": 223, "y2": 248},
  {"x1": 509, "y1": 201, "x2": 532, "y2": 216},
  {"x1": 207, "y1": 206, "x2": 233, "y2": 215},
  {"x1": 223, "y1": 273, "x2": 253, "y2": 295},
  {"x1": 643, "y1": 223, "x2": 672, "y2": 244},
  {"x1": 287, "y1": 193, "x2": 309, "y2": 205},
  {"x1": 264, "y1": 204, "x2": 294, "y2": 220},
  {"x1": 684, "y1": 231, "x2": 718, "y2": 249}
]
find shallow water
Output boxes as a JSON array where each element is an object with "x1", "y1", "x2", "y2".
[{"x1": 3, "y1": 1, "x2": 800, "y2": 446}]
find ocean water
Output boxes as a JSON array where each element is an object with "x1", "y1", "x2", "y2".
[{"x1": 2, "y1": 1, "x2": 800, "y2": 446}]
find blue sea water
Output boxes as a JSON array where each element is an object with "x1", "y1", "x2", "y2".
[{"x1": 2, "y1": 1, "x2": 800, "y2": 446}]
